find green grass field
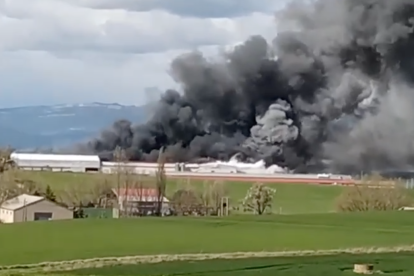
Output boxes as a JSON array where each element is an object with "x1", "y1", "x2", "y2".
[
  {"x1": 1, "y1": 212, "x2": 414, "y2": 266},
  {"x1": 42, "y1": 253, "x2": 414, "y2": 276},
  {"x1": 6, "y1": 171, "x2": 344, "y2": 214},
  {"x1": 3, "y1": 171, "x2": 412, "y2": 276}
]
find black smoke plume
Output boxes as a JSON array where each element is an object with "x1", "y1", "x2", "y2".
[{"x1": 88, "y1": 0, "x2": 414, "y2": 173}]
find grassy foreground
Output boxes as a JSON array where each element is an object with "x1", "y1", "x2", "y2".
[
  {"x1": 1, "y1": 212, "x2": 414, "y2": 266},
  {"x1": 37, "y1": 253, "x2": 414, "y2": 276},
  {"x1": 6, "y1": 171, "x2": 343, "y2": 214}
]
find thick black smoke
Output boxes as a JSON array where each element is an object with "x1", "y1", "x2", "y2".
[{"x1": 88, "y1": 0, "x2": 414, "y2": 173}]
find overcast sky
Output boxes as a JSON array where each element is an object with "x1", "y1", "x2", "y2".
[{"x1": 0, "y1": 0, "x2": 283, "y2": 108}]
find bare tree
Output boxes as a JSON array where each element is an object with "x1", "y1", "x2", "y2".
[
  {"x1": 124, "y1": 167, "x2": 135, "y2": 216},
  {"x1": 63, "y1": 184, "x2": 87, "y2": 208},
  {"x1": 199, "y1": 180, "x2": 228, "y2": 215},
  {"x1": 335, "y1": 175, "x2": 412, "y2": 212},
  {"x1": 0, "y1": 181, "x2": 20, "y2": 205},
  {"x1": 129, "y1": 175, "x2": 146, "y2": 216},
  {"x1": 199, "y1": 181, "x2": 213, "y2": 214},
  {"x1": 0, "y1": 147, "x2": 15, "y2": 173},
  {"x1": 89, "y1": 178, "x2": 116, "y2": 208},
  {"x1": 210, "y1": 181, "x2": 228, "y2": 215},
  {"x1": 17, "y1": 179, "x2": 39, "y2": 194},
  {"x1": 0, "y1": 148, "x2": 21, "y2": 206},
  {"x1": 171, "y1": 181, "x2": 203, "y2": 216},
  {"x1": 113, "y1": 146, "x2": 128, "y2": 216},
  {"x1": 242, "y1": 183, "x2": 276, "y2": 215},
  {"x1": 155, "y1": 147, "x2": 167, "y2": 216}
]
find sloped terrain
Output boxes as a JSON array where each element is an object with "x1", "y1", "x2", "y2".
[{"x1": 0, "y1": 103, "x2": 147, "y2": 149}]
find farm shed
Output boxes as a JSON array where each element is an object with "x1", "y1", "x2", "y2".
[
  {"x1": 10, "y1": 152, "x2": 101, "y2": 172},
  {"x1": 0, "y1": 194, "x2": 73, "y2": 223},
  {"x1": 101, "y1": 161, "x2": 178, "y2": 174},
  {"x1": 112, "y1": 188, "x2": 171, "y2": 216}
]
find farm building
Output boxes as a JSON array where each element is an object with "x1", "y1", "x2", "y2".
[
  {"x1": 112, "y1": 188, "x2": 171, "y2": 216},
  {"x1": 0, "y1": 194, "x2": 73, "y2": 223},
  {"x1": 101, "y1": 161, "x2": 179, "y2": 174},
  {"x1": 10, "y1": 152, "x2": 101, "y2": 172}
]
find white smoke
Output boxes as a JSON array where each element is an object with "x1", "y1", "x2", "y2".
[{"x1": 198, "y1": 154, "x2": 287, "y2": 173}]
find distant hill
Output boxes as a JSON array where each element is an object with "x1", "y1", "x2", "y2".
[{"x1": 0, "y1": 102, "x2": 148, "y2": 150}]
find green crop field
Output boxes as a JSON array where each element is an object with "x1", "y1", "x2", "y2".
[
  {"x1": 37, "y1": 253, "x2": 414, "y2": 276},
  {"x1": 1, "y1": 212, "x2": 414, "y2": 266},
  {"x1": 2, "y1": 172, "x2": 412, "y2": 276},
  {"x1": 5, "y1": 170, "x2": 344, "y2": 214}
]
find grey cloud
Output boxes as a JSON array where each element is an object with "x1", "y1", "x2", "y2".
[
  {"x1": 76, "y1": 0, "x2": 278, "y2": 18},
  {"x1": 1, "y1": 0, "x2": 267, "y2": 54},
  {"x1": 0, "y1": 13, "x2": 233, "y2": 54},
  {"x1": 0, "y1": 0, "x2": 276, "y2": 108}
]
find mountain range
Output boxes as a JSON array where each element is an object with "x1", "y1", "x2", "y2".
[{"x1": 0, "y1": 103, "x2": 148, "y2": 150}]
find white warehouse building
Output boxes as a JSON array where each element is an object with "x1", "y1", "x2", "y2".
[
  {"x1": 10, "y1": 152, "x2": 101, "y2": 173},
  {"x1": 0, "y1": 194, "x2": 73, "y2": 223}
]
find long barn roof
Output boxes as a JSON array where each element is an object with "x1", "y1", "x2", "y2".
[{"x1": 10, "y1": 152, "x2": 100, "y2": 162}]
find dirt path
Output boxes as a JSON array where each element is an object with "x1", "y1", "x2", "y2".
[{"x1": 3, "y1": 245, "x2": 414, "y2": 273}]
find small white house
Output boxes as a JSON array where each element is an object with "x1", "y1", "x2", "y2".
[{"x1": 0, "y1": 194, "x2": 73, "y2": 223}]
